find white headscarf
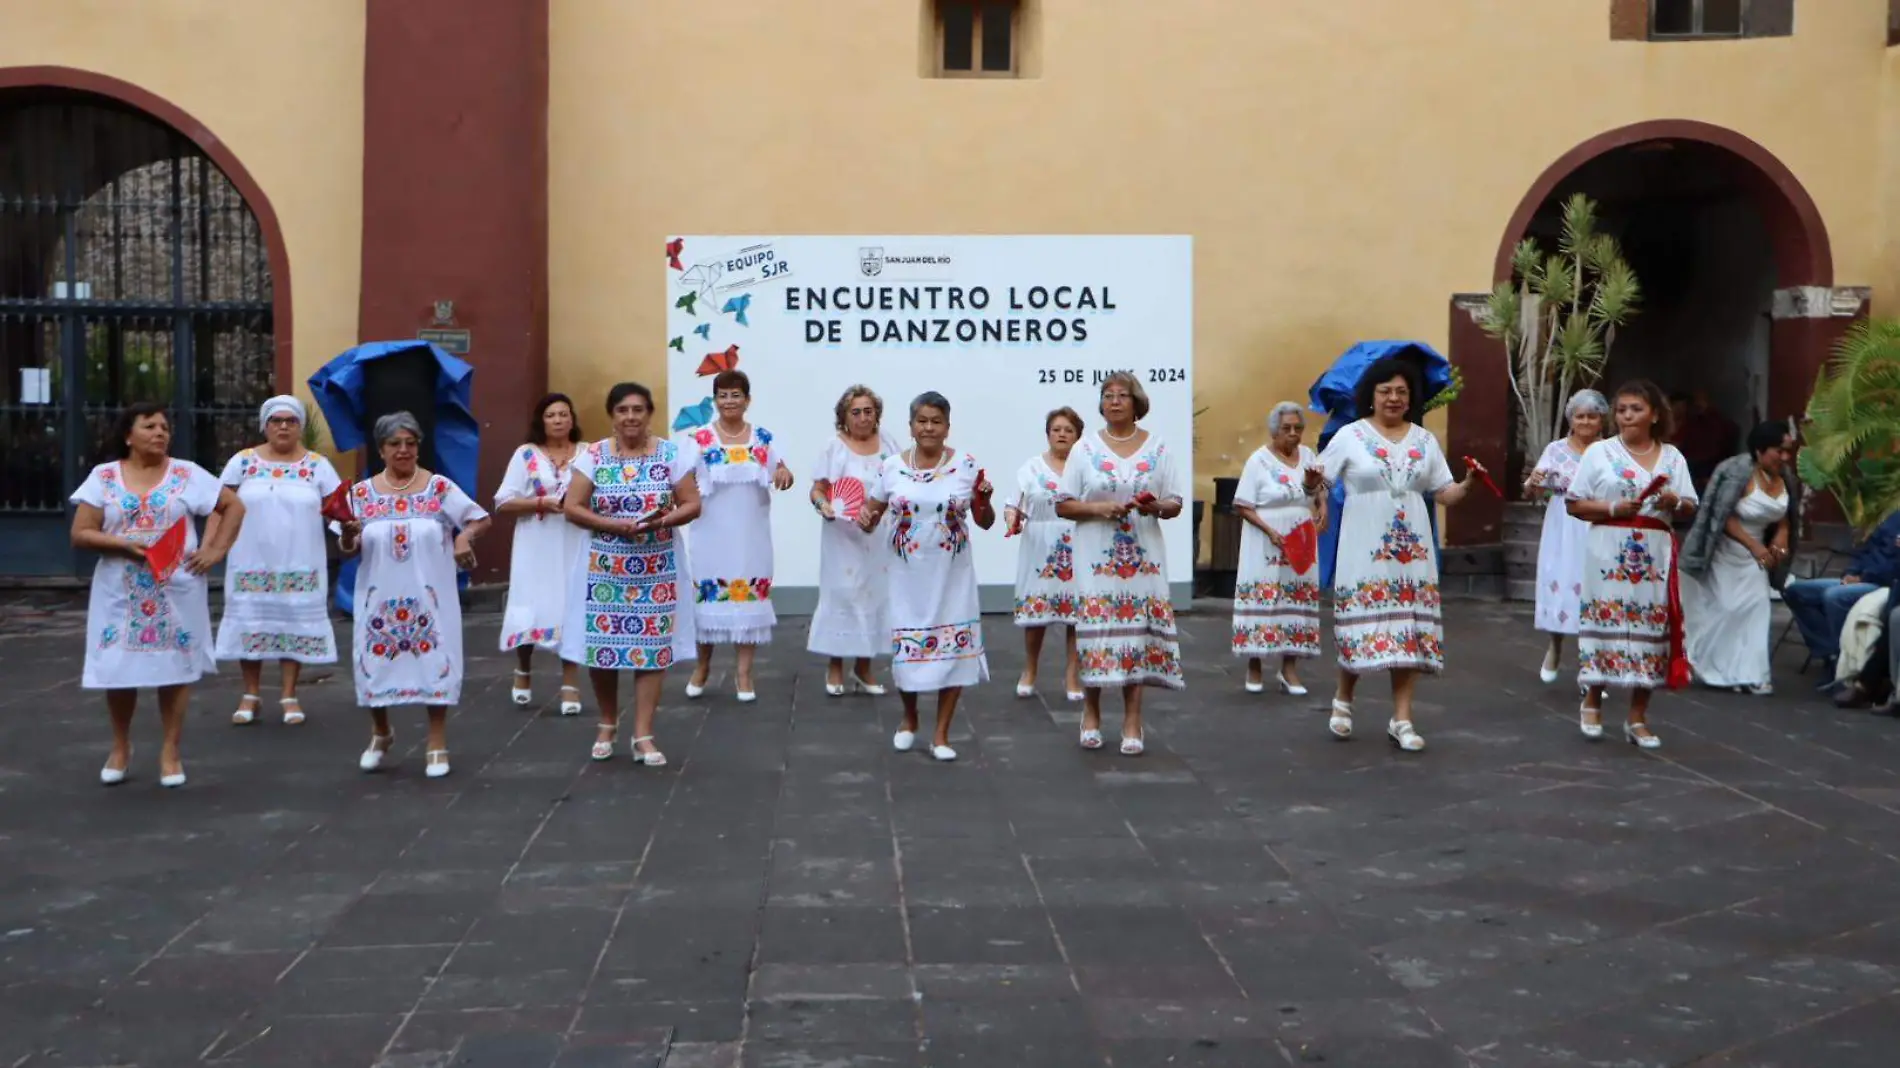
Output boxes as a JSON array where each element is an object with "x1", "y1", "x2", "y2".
[{"x1": 259, "y1": 394, "x2": 306, "y2": 432}]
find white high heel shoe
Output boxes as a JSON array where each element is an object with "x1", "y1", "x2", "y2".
[
  {"x1": 100, "y1": 748, "x2": 130, "y2": 786},
  {"x1": 425, "y1": 750, "x2": 451, "y2": 778},
  {"x1": 1243, "y1": 678, "x2": 1265, "y2": 694},
  {"x1": 279, "y1": 697, "x2": 305, "y2": 726},
  {"x1": 683, "y1": 677, "x2": 708, "y2": 699},
  {"x1": 359, "y1": 733, "x2": 394, "y2": 772},
  {"x1": 1578, "y1": 700, "x2": 1605, "y2": 740},
  {"x1": 559, "y1": 686, "x2": 583, "y2": 716},
  {"x1": 1539, "y1": 648, "x2": 1560, "y2": 685},
  {"x1": 1623, "y1": 722, "x2": 1662, "y2": 750},
  {"x1": 1277, "y1": 674, "x2": 1309, "y2": 697},
  {"x1": 1015, "y1": 680, "x2": 1035, "y2": 698},
  {"x1": 510, "y1": 670, "x2": 532, "y2": 706},
  {"x1": 852, "y1": 677, "x2": 887, "y2": 697},
  {"x1": 160, "y1": 766, "x2": 188, "y2": 788},
  {"x1": 232, "y1": 694, "x2": 260, "y2": 725},
  {"x1": 1386, "y1": 719, "x2": 1426, "y2": 752},
  {"x1": 630, "y1": 736, "x2": 667, "y2": 767},
  {"x1": 1328, "y1": 699, "x2": 1354, "y2": 739}
]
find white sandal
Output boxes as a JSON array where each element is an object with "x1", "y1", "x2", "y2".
[
  {"x1": 425, "y1": 749, "x2": 451, "y2": 778},
  {"x1": 510, "y1": 670, "x2": 532, "y2": 706},
  {"x1": 630, "y1": 735, "x2": 667, "y2": 767},
  {"x1": 1078, "y1": 727, "x2": 1104, "y2": 750},
  {"x1": 1624, "y1": 722, "x2": 1662, "y2": 750},
  {"x1": 591, "y1": 724, "x2": 617, "y2": 762},
  {"x1": 359, "y1": 733, "x2": 394, "y2": 772},
  {"x1": 1387, "y1": 718, "x2": 1426, "y2": 752},
  {"x1": 232, "y1": 693, "x2": 260, "y2": 725},
  {"x1": 1579, "y1": 699, "x2": 1604, "y2": 740},
  {"x1": 558, "y1": 686, "x2": 583, "y2": 716},
  {"x1": 1329, "y1": 699, "x2": 1353, "y2": 739},
  {"x1": 1119, "y1": 735, "x2": 1145, "y2": 756},
  {"x1": 279, "y1": 697, "x2": 305, "y2": 725}
]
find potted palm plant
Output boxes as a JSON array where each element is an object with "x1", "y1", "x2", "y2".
[{"x1": 1798, "y1": 318, "x2": 1900, "y2": 535}]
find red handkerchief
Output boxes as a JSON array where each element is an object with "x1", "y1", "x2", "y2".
[
  {"x1": 1636, "y1": 473, "x2": 1670, "y2": 503},
  {"x1": 320, "y1": 481, "x2": 355, "y2": 524},
  {"x1": 1281, "y1": 519, "x2": 1318, "y2": 575},
  {"x1": 146, "y1": 519, "x2": 188, "y2": 584}
]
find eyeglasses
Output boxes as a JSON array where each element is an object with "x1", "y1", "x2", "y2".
[
  {"x1": 385, "y1": 439, "x2": 420, "y2": 451},
  {"x1": 266, "y1": 417, "x2": 300, "y2": 428},
  {"x1": 1102, "y1": 392, "x2": 1134, "y2": 401}
]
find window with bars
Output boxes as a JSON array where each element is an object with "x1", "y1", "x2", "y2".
[
  {"x1": 934, "y1": 0, "x2": 1019, "y2": 77},
  {"x1": 1610, "y1": 0, "x2": 1794, "y2": 40}
]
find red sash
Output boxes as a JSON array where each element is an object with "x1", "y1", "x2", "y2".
[{"x1": 1594, "y1": 515, "x2": 1690, "y2": 690}]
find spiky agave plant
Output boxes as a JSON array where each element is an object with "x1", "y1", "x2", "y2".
[
  {"x1": 1797, "y1": 318, "x2": 1900, "y2": 535},
  {"x1": 1482, "y1": 193, "x2": 1641, "y2": 463}
]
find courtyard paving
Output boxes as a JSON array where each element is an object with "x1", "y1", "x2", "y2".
[{"x1": 0, "y1": 599, "x2": 1897, "y2": 1067}]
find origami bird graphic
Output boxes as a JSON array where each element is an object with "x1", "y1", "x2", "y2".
[
  {"x1": 675, "y1": 292, "x2": 698, "y2": 315},
  {"x1": 668, "y1": 336, "x2": 684, "y2": 352},
  {"x1": 693, "y1": 323, "x2": 712, "y2": 339},
  {"x1": 721, "y1": 293, "x2": 752, "y2": 327},
  {"x1": 696, "y1": 344, "x2": 740, "y2": 377},
  {"x1": 671, "y1": 397, "x2": 715, "y2": 433},
  {"x1": 665, "y1": 238, "x2": 685, "y2": 271}
]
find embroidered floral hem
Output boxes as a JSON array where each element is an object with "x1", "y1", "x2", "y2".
[
  {"x1": 235, "y1": 631, "x2": 336, "y2": 661},
  {"x1": 500, "y1": 626, "x2": 560, "y2": 651}
]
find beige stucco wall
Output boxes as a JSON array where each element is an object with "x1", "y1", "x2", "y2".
[
  {"x1": 0, "y1": 0, "x2": 366, "y2": 399},
  {"x1": 552, "y1": 0, "x2": 1887, "y2": 492}
]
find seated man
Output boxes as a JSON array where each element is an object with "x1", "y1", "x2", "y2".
[{"x1": 1783, "y1": 508, "x2": 1900, "y2": 667}]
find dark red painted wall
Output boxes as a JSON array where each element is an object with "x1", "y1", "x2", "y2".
[{"x1": 359, "y1": 0, "x2": 549, "y2": 581}]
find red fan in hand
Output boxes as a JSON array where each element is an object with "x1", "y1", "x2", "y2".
[
  {"x1": 1462, "y1": 456, "x2": 1503, "y2": 498},
  {"x1": 829, "y1": 476, "x2": 866, "y2": 520},
  {"x1": 1636, "y1": 473, "x2": 1670, "y2": 503},
  {"x1": 145, "y1": 518, "x2": 189, "y2": 584},
  {"x1": 320, "y1": 481, "x2": 355, "y2": 525},
  {"x1": 1133, "y1": 491, "x2": 1157, "y2": 511},
  {"x1": 1280, "y1": 519, "x2": 1318, "y2": 575}
]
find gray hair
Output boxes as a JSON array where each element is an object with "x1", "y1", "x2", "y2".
[
  {"x1": 909, "y1": 391, "x2": 951, "y2": 420},
  {"x1": 1267, "y1": 401, "x2": 1305, "y2": 434},
  {"x1": 372, "y1": 410, "x2": 424, "y2": 447},
  {"x1": 1098, "y1": 370, "x2": 1151, "y2": 420},
  {"x1": 1565, "y1": 389, "x2": 1610, "y2": 419}
]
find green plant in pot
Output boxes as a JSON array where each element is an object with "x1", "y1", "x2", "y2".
[{"x1": 1797, "y1": 318, "x2": 1900, "y2": 535}]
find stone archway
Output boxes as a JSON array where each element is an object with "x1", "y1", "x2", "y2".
[{"x1": 1447, "y1": 119, "x2": 1854, "y2": 548}]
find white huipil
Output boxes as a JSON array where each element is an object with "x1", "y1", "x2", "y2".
[
  {"x1": 1011, "y1": 455, "x2": 1080, "y2": 628},
  {"x1": 214, "y1": 449, "x2": 341, "y2": 663},
  {"x1": 1230, "y1": 445, "x2": 1322, "y2": 659},
  {"x1": 679, "y1": 425, "x2": 778, "y2": 645},
  {"x1": 1056, "y1": 433, "x2": 1185, "y2": 689},
  {"x1": 73, "y1": 459, "x2": 223, "y2": 689},
  {"x1": 494, "y1": 444, "x2": 586, "y2": 651},
  {"x1": 1528, "y1": 439, "x2": 1589, "y2": 636},
  {"x1": 807, "y1": 432, "x2": 900, "y2": 658},
  {"x1": 873, "y1": 449, "x2": 989, "y2": 692},
  {"x1": 348, "y1": 475, "x2": 488, "y2": 707},
  {"x1": 1569, "y1": 439, "x2": 1699, "y2": 691},
  {"x1": 1682, "y1": 484, "x2": 1786, "y2": 688}
]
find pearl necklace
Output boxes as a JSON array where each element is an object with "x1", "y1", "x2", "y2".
[
  {"x1": 1103, "y1": 426, "x2": 1139, "y2": 443},
  {"x1": 382, "y1": 469, "x2": 420, "y2": 493}
]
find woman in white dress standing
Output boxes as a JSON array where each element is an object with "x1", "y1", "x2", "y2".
[
  {"x1": 856, "y1": 392, "x2": 996, "y2": 761},
  {"x1": 215, "y1": 395, "x2": 341, "y2": 726},
  {"x1": 1232, "y1": 402, "x2": 1326, "y2": 696},
  {"x1": 1055, "y1": 372, "x2": 1185, "y2": 756},
  {"x1": 1008, "y1": 406, "x2": 1085, "y2": 702},
  {"x1": 1317, "y1": 358, "x2": 1485, "y2": 752},
  {"x1": 808, "y1": 384, "x2": 898, "y2": 696},
  {"x1": 339, "y1": 412, "x2": 491, "y2": 779},
  {"x1": 1565, "y1": 379, "x2": 1698, "y2": 748},
  {"x1": 495, "y1": 393, "x2": 587, "y2": 715},
  {"x1": 71, "y1": 402, "x2": 244, "y2": 787},
  {"x1": 1680, "y1": 420, "x2": 1792, "y2": 695},
  {"x1": 682, "y1": 369, "x2": 794, "y2": 702},
  {"x1": 1523, "y1": 390, "x2": 1607, "y2": 684}
]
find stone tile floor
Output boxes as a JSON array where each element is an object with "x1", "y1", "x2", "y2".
[{"x1": 0, "y1": 599, "x2": 1897, "y2": 1067}]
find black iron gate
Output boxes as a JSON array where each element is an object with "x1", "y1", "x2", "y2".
[{"x1": 0, "y1": 88, "x2": 274, "y2": 575}]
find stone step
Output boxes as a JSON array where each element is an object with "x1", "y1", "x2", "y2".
[{"x1": 1505, "y1": 578, "x2": 1537, "y2": 602}]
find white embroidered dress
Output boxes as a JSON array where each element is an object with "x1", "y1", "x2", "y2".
[
  {"x1": 1231, "y1": 445, "x2": 1322, "y2": 659},
  {"x1": 1684, "y1": 485, "x2": 1785, "y2": 687},
  {"x1": 874, "y1": 449, "x2": 989, "y2": 692},
  {"x1": 681, "y1": 425, "x2": 778, "y2": 645},
  {"x1": 1317, "y1": 421, "x2": 1453, "y2": 674},
  {"x1": 807, "y1": 432, "x2": 900, "y2": 658},
  {"x1": 1529, "y1": 440, "x2": 1589, "y2": 636},
  {"x1": 1012, "y1": 455, "x2": 1079, "y2": 628},
  {"x1": 495, "y1": 444, "x2": 585, "y2": 651},
  {"x1": 349, "y1": 476, "x2": 488, "y2": 707},
  {"x1": 1568, "y1": 440, "x2": 1698, "y2": 691},
  {"x1": 73, "y1": 460, "x2": 222, "y2": 690},
  {"x1": 1056, "y1": 433, "x2": 1185, "y2": 689},
  {"x1": 214, "y1": 449, "x2": 341, "y2": 663}
]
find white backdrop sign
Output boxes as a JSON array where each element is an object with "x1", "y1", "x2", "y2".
[{"x1": 663, "y1": 235, "x2": 1193, "y2": 594}]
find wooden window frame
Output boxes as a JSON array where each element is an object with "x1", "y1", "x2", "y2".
[
  {"x1": 1650, "y1": 0, "x2": 1747, "y2": 39},
  {"x1": 935, "y1": 0, "x2": 1019, "y2": 79}
]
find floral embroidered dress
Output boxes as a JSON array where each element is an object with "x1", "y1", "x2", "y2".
[
  {"x1": 72, "y1": 460, "x2": 222, "y2": 690},
  {"x1": 495, "y1": 444, "x2": 585, "y2": 651},
  {"x1": 681, "y1": 425, "x2": 778, "y2": 645},
  {"x1": 1056, "y1": 433, "x2": 1184, "y2": 689},
  {"x1": 349, "y1": 475, "x2": 488, "y2": 707},
  {"x1": 1568, "y1": 439, "x2": 1698, "y2": 690},
  {"x1": 214, "y1": 449, "x2": 341, "y2": 663},
  {"x1": 1529, "y1": 439, "x2": 1589, "y2": 636},
  {"x1": 807, "y1": 432, "x2": 900, "y2": 658},
  {"x1": 1012, "y1": 454, "x2": 1079, "y2": 628},
  {"x1": 1231, "y1": 444, "x2": 1322, "y2": 659},
  {"x1": 873, "y1": 449, "x2": 989, "y2": 692},
  {"x1": 560, "y1": 438, "x2": 695, "y2": 671},
  {"x1": 1317, "y1": 421, "x2": 1454, "y2": 674}
]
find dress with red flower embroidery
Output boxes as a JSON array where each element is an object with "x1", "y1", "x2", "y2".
[
  {"x1": 494, "y1": 444, "x2": 585, "y2": 651},
  {"x1": 871, "y1": 449, "x2": 990, "y2": 692},
  {"x1": 678, "y1": 424, "x2": 778, "y2": 645},
  {"x1": 214, "y1": 449, "x2": 342, "y2": 663},
  {"x1": 1231, "y1": 444, "x2": 1322, "y2": 660},
  {"x1": 71, "y1": 459, "x2": 223, "y2": 690},
  {"x1": 348, "y1": 475, "x2": 489, "y2": 707},
  {"x1": 1011, "y1": 454, "x2": 1080, "y2": 628},
  {"x1": 1565, "y1": 437, "x2": 1697, "y2": 690},
  {"x1": 1315, "y1": 421, "x2": 1455, "y2": 674},
  {"x1": 1055, "y1": 433, "x2": 1185, "y2": 689}
]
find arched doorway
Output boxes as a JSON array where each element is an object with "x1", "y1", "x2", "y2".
[
  {"x1": 1448, "y1": 120, "x2": 1843, "y2": 547},
  {"x1": 0, "y1": 72, "x2": 289, "y2": 574}
]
